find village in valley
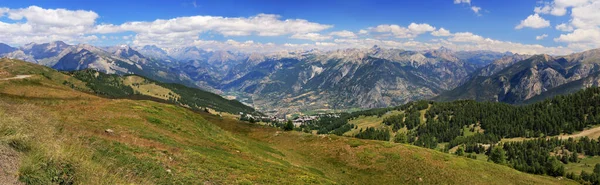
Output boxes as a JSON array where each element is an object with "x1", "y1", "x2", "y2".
[{"x1": 239, "y1": 112, "x2": 340, "y2": 127}]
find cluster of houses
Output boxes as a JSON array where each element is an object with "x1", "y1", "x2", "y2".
[
  {"x1": 239, "y1": 113, "x2": 286, "y2": 123},
  {"x1": 239, "y1": 112, "x2": 340, "y2": 127}
]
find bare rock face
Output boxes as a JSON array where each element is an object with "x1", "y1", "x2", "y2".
[{"x1": 477, "y1": 54, "x2": 531, "y2": 77}]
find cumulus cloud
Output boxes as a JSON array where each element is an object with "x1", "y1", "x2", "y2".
[
  {"x1": 534, "y1": 0, "x2": 590, "y2": 16},
  {"x1": 369, "y1": 23, "x2": 436, "y2": 38},
  {"x1": 444, "y1": 31, "x2": 569, "y2": 54},
  {"x1": 536, "y1": 34, "x2": 548, "y2": 40},
  {"x1": 0, "y1": 6, "x2": 334, "y2": 47},
  {"x1": 527, "y1": 0, "x2": 600, "y2": 51},
  {"x1": 555, "y1": 28, "x2": 600, "y2": 50},
  {"x1": 94, "y1": 13, "x2": 334, "y2": 47},
  {"x1": 556, "y1": 23, "x2": 574, "y2": 32},
  {"x1": 93, "y1": 14, "x2": 332, "y2": 37},
  {"x1": 6, "y1": 6, "x2": 98, "y2": 27},
  {"x1": 0, "y1": 5, "x2": 583, "y2": 55},
  {"x1": 290, "y1": 32, "x2": 332, "y2": 41},
  {"x1": 0, "y1": 6, "x2": 99, "y2": 45},
  {"x1": 329, "y1": 30, "x2": 357, "y2": 38},
  {"x1": 515, "y1": 14, "x2": 550, "y2": 29},
  {"x1": 431, "y1": 28, "x2": 452, "y2": 37}
]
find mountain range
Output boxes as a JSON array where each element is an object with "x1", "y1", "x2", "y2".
[
  {"x1": 4, "y1": 41, "x2": 600, "y2": 116},
  {"x1": 435, "y1": 49, "x2": 600, "y2": 104}
]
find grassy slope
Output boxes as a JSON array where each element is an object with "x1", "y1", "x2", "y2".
[
  {"x1": 68, "y1": 68, "x2": 258, "y2": 115},
  {"x1": 0, "y1": 59, "x2": 574, "y2": 184},
  {"x1": 565, "y1": 156, "x2": 600, "y2": 174}
]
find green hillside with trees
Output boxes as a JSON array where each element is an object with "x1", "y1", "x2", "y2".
[{"x1": 308, "y1": 86, "x2": 600, "y2": 184}]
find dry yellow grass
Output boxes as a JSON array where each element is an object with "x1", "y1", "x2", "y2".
[
  {"x1": 559, "y1": 125, "x2": 600, "y2": 140},
  {"x1": 343, "y1": 110, "x2": 404, "y2": 137},
  {"x1": 123, "y1": 76, "x2": 180, "y2": 100}
]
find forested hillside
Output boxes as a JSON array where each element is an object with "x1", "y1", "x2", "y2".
[{"x1": 301, "y1": 87, "x2": 600, "y2": 183}]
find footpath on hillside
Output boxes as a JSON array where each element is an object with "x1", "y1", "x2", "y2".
[{"x1": 0, "y1": 75, "x2": 32, "y2": 81}]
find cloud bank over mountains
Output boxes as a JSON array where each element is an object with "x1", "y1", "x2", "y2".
[{"x1": 0, "y1": 1, "x2": 598, "y2": 55}]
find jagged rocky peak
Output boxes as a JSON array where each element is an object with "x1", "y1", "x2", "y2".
[
  {"x1": 369, "y1": 45, "x2": 383, "y2": 54},
  {"x1": 208, "y1": 50, "x2": 237, "y2": 64},
  {"x1": 422, "y1": 46, "x2": 459, "y2": 62},
  {"x1": 531, "y1": 54, "x2": 554, "y2": 62},
  {"x1": 114, "y1": 45, "x2": 143, "y2": 58},
  {"x1": 324, "y1": 48, "x2": 369, "y2": 63},
  {"x1": 563, "y1": 48, "x2": 600, "y2": 63},
  {"x1": 19, "y1": 41, "x2": 72, "y2": 59}
]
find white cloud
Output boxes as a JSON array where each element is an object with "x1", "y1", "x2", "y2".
[
  {"x1": 531, "y1": 0, "x2": 600, "y2": 51},
  {"x1": 570, "y1": 1, "x2": 600, "y2": 29},
  {"x1": 534, "y1": 0, "x2": 590, "y2": 16},
  {"x1": 555, "y1": 28, "x2": 600, "y2": 50},
  {"x1": 315, "y1": 42, "x2": 337, "y2": 46},
  {"x1": 370, "y1": 23, "x2": 435, "y2": 38},
  {"x1": 431, "y1": 28, "x2": 452, "y2": 37},
  {"x1": 449, "y1": 32, "x2": 485, "y2": 43},
  {"x1": 454, "y1": 0, "x2": 471, "y2": 4},
  {"x1": 6, "y1": 6, "x2": 98, "y2": 27},
  {"x1": 555, "y1": 29, "x2": 600, "y2": 43},
  {"x1": 93, "y1": 13, "x2": 333, "y2": 47},
  {"x1": 536, "y1": 34, "x2": 548, "y2": 40},
  {"x1": 408, "y1": 23, "x2": 436, "y2": 33},
  {"x1": 329, "y1": 30, "x2": 357, "y2": 38},
  {"x1": 444, "y1": 31, "x2": 570, "y2": 54},
  {"x1": 94, "y1": 14, "x2": 332, "y2": 37},
  {"x1": 0, "y1": 5, "x2": 583, "y2": 55},
  {"x1": 290, "y1": 32, "x2": 332, "y2": 41},
  {"x1": 471, "y1": 6, "x2": 482, "y2": 14},
  {"x1": 556, "y1": 23, "x2": 574, "y2": 31},
  {"x1": 454, "y1": 0, "x2": 483, "y2": 15},
  {"x1": 0, "y1": 6, "x2": 99, "y2": 45},
  {"x1": 515, "y1": 14, "x2": 550, "y2": 29}
]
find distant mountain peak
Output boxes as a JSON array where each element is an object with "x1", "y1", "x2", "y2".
[
  {"x1": 437, "y1": 46, "x2": 452, "y2": 52},
  {"x1": 532, "y1": 54, "x2": 553, "y2": 62}
]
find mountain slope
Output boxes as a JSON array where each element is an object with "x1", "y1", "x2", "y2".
[
  {"x1": 1, "y1": 58, "x2": 256, "y2": 115},
  {"x1": 0, "y1": 58, "x2": 574, "y2": 184},
  {"x1": 435, "y1": 48, "x2": 600, "y2": 103},
  {"x1": 216, "y1": 47, "x2": 479, "y2": 115}
]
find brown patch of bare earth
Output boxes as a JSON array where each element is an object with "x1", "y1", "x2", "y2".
[{"x1": 0, "y1": 145, "x2": 22, "y2": 185}]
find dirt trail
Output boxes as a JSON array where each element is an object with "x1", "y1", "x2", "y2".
[
  {"x1": 559, "y1": 126, "x2": 600, "y2": 140},
  {"x1": 0, "y1": 75, "x2": 32, "y2": 81},
  {"x1": 0, "y1": 145, "x2": 22, "y2": 185}
]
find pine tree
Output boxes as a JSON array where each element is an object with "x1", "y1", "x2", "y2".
[
  {"x1": 455, "y1": 147, "x2": 465, "y2": 156},
  {"x1": 489, "y1": 146, "x2": 506, "y2": 164},
  {"x1": 283, "y1": 120, "x2": 294, "y2": 131}
]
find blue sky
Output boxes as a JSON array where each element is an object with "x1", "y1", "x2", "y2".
[{"x1": 0, "y1": 0, "x2": 598, "y2": 54}]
